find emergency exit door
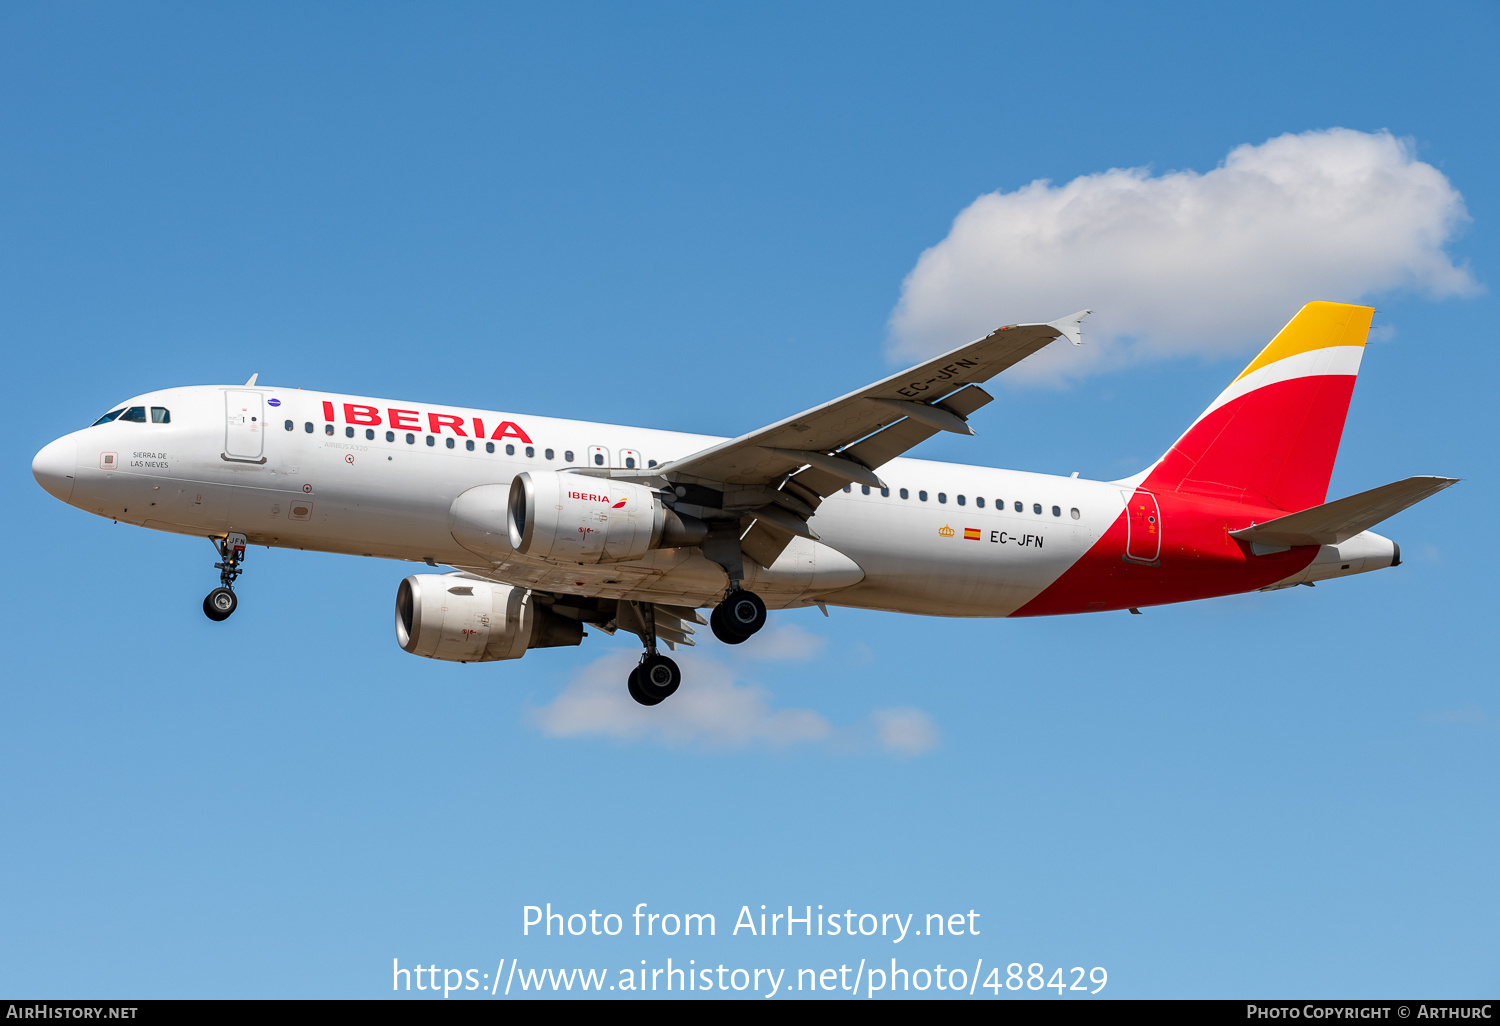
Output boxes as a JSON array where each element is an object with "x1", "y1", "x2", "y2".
[{"x1": 224, "y1": 390, "x2": 266, "y2": 461}]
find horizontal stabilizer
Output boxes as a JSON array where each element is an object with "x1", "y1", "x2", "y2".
[{"x1": 1230, "y1": 476, "x2": 1458, "y2": 547}]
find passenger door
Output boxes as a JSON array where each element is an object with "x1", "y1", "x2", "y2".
[
  {"x1": 224, "y1": 390, "x2": 266, "y2": 462},
  {"x1": 1123, "y1": 489, "x2": 1161, "y2": 563}
]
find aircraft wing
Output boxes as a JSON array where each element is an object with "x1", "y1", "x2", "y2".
[
  {"x1": 643, "y1": 311, "x2": 1088, "y2": 567},
  {"x1": 657, "y1": 313, "x2": 1087, "y2": 490},
  {"x1": 1230, "y1": 476, "x2": 1459, "y2": 547}
]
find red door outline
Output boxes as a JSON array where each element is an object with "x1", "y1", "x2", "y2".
[{"x1": 1124, "y1": 489, "x2": 1161, "y2": 563}]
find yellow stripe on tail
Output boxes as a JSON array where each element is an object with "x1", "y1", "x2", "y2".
[{"x1": 1233, "y1": 302, "x2": 1374, "y2": 383}]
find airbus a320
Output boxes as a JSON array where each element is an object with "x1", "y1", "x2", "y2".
[{"x1": 32, "y1": 302, "x2": 1455, "y2": 705}]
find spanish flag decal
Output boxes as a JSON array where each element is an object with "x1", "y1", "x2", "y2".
[{"x1": 963, "y1": 528, "x2": 981, "y2": 540}]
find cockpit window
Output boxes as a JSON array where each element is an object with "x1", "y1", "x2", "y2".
[
  {"x1": 151, "y1": 407, "x2": 170, "y2": 423},
  {"x1": 92, "y1": 408, "x2": 125, "y2": 426},
  {"x1": 118, "y1": 407, "x2": 147, "y2": 423}
]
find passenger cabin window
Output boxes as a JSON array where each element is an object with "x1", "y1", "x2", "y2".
[
  {"x1": 445, "y1": 437, "x2": 455, "y2": 449},
  {"x1": 325, "y1": 424, "x2": 334, "y2": 436},
  {"x1": 957, "y1": 494, "x2": 966, "y2": 506},
  {"x1": 119, "y1": 407, "x2": 147, "y2": 423},
  {"x1": 938, "y1": 492, "x2": 947, "y2": 504},
  {"x1": 93, "y1": 408, "x2": 125, "y2": 426},
  {"x1": 880, "y1": 487, "x2": 889, "y2": 497},
  {"x1": 976, "y1": 497, "x2": 985, "y2": 508},
  {"x1": 486, "y1": 442, "x2": 495, "y2": 453},
  {"x1": 1070, "y1": 508, "x2": 1080, "y2": 520},
  {"x1": 594, "y1": 452, "x2": 604, "y2": 465},
  {"x1": 406, "y1": 433, "x2": 415, "y2": 444},
  {"x1": 151, "y1": 407, "x2": 170, "y2": 423},
  {"x1": 426, "y1": 436, "x2": 435, "y2": 446},
  {"x1": 506, "y1": 444, "x2": 516, "y2": 455},
  {"x1": 284, "y1": 420, "x2": 294, "y2": 431},
  {"x1": 305, "y1": 422, "x2": 314, "y2": 433},
  {"x1": 919, "y1": 490, "x2": 928, "y2": 501},
  {"x1": 899, "y1": 488, "x2": 909, "y2": 499},
  {"x1": 564, "y1": 450, "x2": 575, "y2": 463},
  {"x1": 366, "y1": 429, "x2": 375, "y2": 440},
  {"x1": 526, "y1": 446, "x2": 535, "y2": 458},
  {"x1": 465, "y1": 439, "x2": 475, "y2": 451},
  {"x1": 1014, "y1": 501, "x2": 1022, "y2": 512},
  {"x1": 1033, "y1": 503, "x2": 1042, "y2": 514},
  {"x1": 843, "y1": 484, "x2": 851, "y2": 493},
  {"x1": 545, "y1": 449, "x2": 555, "y2": 460},
  {"x1": 861, "y1": 485, "x2": 870, "y2": 495},
  {"x1": 345, "y1": 427, "x2": 354, "y2": 438},
  {"x1": 386, "y1": 431, "x2": 395, "y2": 442},
  {"x1": 1052, "y1": 505, "x2": 1061, "y2": 517}
]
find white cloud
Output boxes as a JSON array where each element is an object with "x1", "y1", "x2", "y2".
[
  {"x1": 731, "y1": 621, "x2": 826, "y2": 661},
  {"x1": 889, "y1": 129, "x2": 1478, "y2": 384},
  {"x1": 528, "y1": 650, "x2": 937, "y2": 755},
  {"x1": 870, "y1": 707, "x2": 940, "y2": 757}
]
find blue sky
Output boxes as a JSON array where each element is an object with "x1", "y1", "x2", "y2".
[{"x1": 2, "y1": 1, "x2": 1496, "y2": 999}]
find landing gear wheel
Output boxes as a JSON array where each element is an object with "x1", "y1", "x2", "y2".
[
  {"x1": 636, "y1": 654, "x2": 681, "y2": 702},
  {"x1": 710, "y1": 604, "x2": 747, "y2": 644},
  {"x1": 627, "y1": 666, "x2": 664, "y2": 707},
  {"x1": 711, "y1": 589, "x2": 766, "y2": 644},
  {"x1": 203, "y1": 587, "x2": 237, "y2": 621}
]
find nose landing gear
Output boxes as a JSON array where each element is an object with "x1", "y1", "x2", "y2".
[{"x1": 203, "y1": 533, "x2": 246, "y2": 622}]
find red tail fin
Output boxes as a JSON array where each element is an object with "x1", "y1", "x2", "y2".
[{"x1": 1143, "y1": 302, "x2": 1374, "y2": 512}]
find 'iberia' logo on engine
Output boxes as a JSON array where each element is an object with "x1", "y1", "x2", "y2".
[
  {"x1": 569, "y1": 491, "x2": 614, "y2": 503},
  {"x1": 612, "y1": 499, "x2": 627, "y2": 509}
]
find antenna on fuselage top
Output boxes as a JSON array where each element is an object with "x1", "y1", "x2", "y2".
[{"x1": 244, "y1": 373, "x2": 258, "y2": 386}]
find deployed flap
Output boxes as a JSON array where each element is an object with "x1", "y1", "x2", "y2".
[
  {"x1": 1230, "y1": 476, "x2": 1458, "y2": 547},
  {"x1": 654, "y1": 320, "x2": 1073, "y2": 487}
]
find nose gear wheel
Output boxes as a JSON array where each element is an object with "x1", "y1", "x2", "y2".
[
  {"x1": 203, "y1": 534, "x2": 246, "y2": 622},
  {"x1": 203, "y1": 587, "x2": 237, "y2": 621}
]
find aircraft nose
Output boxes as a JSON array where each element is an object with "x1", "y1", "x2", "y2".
[{"x1": 32, "y1": 435, "x2": 78, "y2": 502}]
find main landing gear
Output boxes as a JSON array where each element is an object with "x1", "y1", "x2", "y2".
[
  {"x1": 709, "y1": 588, "x2": 767, "y2": 645},
  {"x1": 614, "y1": 600, "x2": 689, "y2": 707},
  {"x1": 203, "y1": 533, "x2": 246, "y2": 622},
  {"x1": 628, "y1": 654, "x2": 682, "y2": 707},
  {"x1": 621, "y1": 590, "x2": 770, "y2": 705}
]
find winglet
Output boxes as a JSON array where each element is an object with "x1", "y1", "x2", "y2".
[
  {"x1": 1048, "y1": 309, "x2": 1092, "y2": 346},
  {"x1": 244, "y1": 373, "x2": 259, "y2": 386}
]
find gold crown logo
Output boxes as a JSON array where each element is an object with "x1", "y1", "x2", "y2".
[{"x1": 938, "y1": 524, "x2": 955, "y2": 538}]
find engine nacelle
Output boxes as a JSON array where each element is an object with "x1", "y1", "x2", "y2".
[
  {"x1": 506, "y1": 472, "x2": 672, "y2": 564},
  {"x1": 394, "y1": 574, "x2": 582, "y2": 663}
]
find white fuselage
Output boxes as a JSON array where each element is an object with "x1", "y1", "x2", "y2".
[{"x1": 45, "y1": 384, "x2": 1125, "y2": 616}]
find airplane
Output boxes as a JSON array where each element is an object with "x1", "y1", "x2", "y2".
[{"x1": 32, "y1": 301, "x2": 1455, "y2": 706}]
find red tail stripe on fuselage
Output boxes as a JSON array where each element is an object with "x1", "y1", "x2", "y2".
[{"x1": 1013, "y1": 486, "x2": 1318, "y2": 617}]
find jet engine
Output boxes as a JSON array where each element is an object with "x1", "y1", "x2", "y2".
[
  {"x1": 501, "y1": 471, "x2": 706, "y2": 565},
  {"x1": 394, "y1": 574, "x2": 582, "y2": 662}
]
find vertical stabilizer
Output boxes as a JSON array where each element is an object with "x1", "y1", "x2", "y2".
[{"x1": 1143, "y1": 302, "x2": 1374, "y2": 512}]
